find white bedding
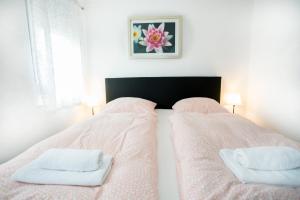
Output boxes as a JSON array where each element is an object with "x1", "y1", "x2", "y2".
[
  {"x1": 156, "y1": 109, "x2": 180, "y2": 200},
  {"x1": 0, "y1": 109, "x2": 178, "y2": 199},
  {"x1": 0, "y1": 111, "x2": 159, "y2": 199}
]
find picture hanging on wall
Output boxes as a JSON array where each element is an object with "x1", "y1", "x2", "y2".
[{"x1": 129, "y1": 16, "x2": 182, "y2": 59}]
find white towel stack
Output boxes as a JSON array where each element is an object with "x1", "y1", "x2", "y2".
[
  {"x1": 37, "y1": 149, "x2": 104, "y2": 172},
  {"x1": 219, "y1": 146, "x2": 300, "y2": 187},
  {"x1": 11, "y1": 148, "x2": 113, "y2": 186}
]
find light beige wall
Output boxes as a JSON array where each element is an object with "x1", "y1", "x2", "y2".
[
  {"x1": 247, "y1": 0, "x2": 300, "y2": 140},
  {"x1": 0, "y1": 0, "x2": 89, "y2": 163},
  {"x1": 84, "y1": 0, "x2": 254, "y2": 113}
]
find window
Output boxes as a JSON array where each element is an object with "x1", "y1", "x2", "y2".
[{"x1": 26, "y1": 0, "x2": 84, "y2": 109}]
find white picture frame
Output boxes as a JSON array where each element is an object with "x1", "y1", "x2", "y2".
[{"x1": 129, "y1": 16, "x2": 182, "y2": 59}]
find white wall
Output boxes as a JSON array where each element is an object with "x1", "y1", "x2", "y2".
[
  {"x1": 247, "y1": 0, "x2": 300, "y2": 140},
  {"x1": 0, "y1": 0, "x2": 88, "y2": 163},
  {"x1": 84, "y1": 0, "x2": 254, "y2": 112}
]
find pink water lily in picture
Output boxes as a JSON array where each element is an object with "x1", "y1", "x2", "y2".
[{"x1": 139, "y1": 23, "x2": 173, "y2": 53}]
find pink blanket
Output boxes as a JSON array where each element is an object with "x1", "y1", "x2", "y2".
[
  {"x1": 170, "y1": 112, "x2": 300, "y2": 200},
  {"x1": 0, "y1": 112, "x2": 158, "y2": 200}
]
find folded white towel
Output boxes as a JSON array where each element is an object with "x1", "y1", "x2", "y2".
[
  {"x1": 36, "y1": 149, "x2": 103, "y2": 172},
  {"x1": 234, "y1": 146, "x2": 300, "y2": 170},
  {"x1": 11, "y1": 155, "x2": 113, "y2": 186},
  {"x1": 220, "y1": 149, "x2": 300, "y2": 187}
]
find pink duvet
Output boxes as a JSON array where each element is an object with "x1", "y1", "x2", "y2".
[
  {"x1": 0, "y1": 112, "x2": 158, "y2": 200},
  {"x1": 170, "y1": 112, "x2": 300, "y2": 200}
]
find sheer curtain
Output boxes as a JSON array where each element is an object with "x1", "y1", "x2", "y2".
[{"x1": 26, "y1": 0, "x2": 84, "y2": 109}]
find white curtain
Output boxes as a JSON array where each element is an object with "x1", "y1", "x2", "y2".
[{"x1": 26, "y1": 0, "x2": 84, "y2": 109}]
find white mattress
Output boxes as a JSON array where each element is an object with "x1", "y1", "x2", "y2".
[{"x1": 156, "y1": 109, "x2": 180, "y2": 200}]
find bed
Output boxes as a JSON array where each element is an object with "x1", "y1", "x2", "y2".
[
  {"x1": 106, "y1": 77, "x2": 221, "y2": 200},
  {"x1": 0, "y1": 108, "x2": 158, "y2": 199},
  {"x1": 170, "y1": 104, "x2": 300, "y2": 200},
  {"x1": 4, "y1": 76, "x2": 296, "y2": 200},
  {"x1": 0, "y1": 76, "x2": 221, "y2": 200}
]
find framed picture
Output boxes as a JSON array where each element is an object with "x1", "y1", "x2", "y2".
[{"x1": 129, "y1": 16, "x2": 182, "y2": 59}]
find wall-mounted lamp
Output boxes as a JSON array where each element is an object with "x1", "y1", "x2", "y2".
[{"x1": 225, "y1": 93, "x2": 241, "y2": 114}]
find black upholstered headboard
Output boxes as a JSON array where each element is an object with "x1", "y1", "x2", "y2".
[{"x1": 105, "y1": 77, "x2": 221, "y2": 109}]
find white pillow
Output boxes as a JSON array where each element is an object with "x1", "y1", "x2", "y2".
[
  {"x1": 172, "y1": 97, "x2": 228, "y2": 113},
  {"x1": 102, "y1": 97, "x2": 156, "y2": 113}
]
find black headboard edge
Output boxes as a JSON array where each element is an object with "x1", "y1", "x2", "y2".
[{"x1": 105, "y1": 76, "x2": 221, "y2": 109}]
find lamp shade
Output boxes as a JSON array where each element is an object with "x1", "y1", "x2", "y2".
[
  {"x1": 84, "y1": 96, "x2": 99, "y2": 107},
  {"x1": 225, "y1": 93, "x2": 241, "y2": 106}
]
